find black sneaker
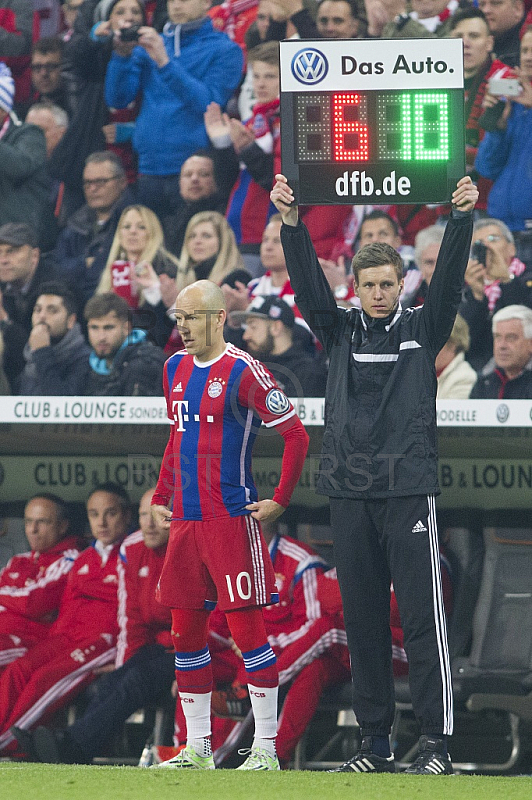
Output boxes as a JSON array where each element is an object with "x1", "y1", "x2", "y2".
[
  {"x1": 403, "y1": 736, "x2": 454, "y2": 775},
  {"x1": 328, "y1": 736, "x2": 396, "y2": 773}
]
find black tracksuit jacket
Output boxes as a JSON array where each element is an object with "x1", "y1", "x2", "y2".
[{"x1": 281, "y1": 211, "x2": 474, "y2": 500}]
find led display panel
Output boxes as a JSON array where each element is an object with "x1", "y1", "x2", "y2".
[{"x1": 280, "y1": 39, "x2": 465, "y2": 205}]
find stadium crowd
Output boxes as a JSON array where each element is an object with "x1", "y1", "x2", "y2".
[{"x1": 0, "y1": 0, "x2": 531, "y2": 400}]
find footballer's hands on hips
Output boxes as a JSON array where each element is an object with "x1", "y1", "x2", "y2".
[
  {"x1": 270, "y1": 174, "x2": 299, "y2": 227},
  {"x1": 151, "y1": 504, "x2": 172, "y2": 529},
  {"x1": 246, "y1": 499, "x2": 285, "y2": 523},
  {"x1": 452, "y1": 176, "x2": 479, "y2": 213}
]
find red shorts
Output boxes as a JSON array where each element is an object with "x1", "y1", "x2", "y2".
[{"x1": 157, "y1": 514, "x2": 278, "y2": 612}]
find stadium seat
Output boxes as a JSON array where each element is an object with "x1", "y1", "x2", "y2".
[{"x1": 451, "y1": 527, "x2": 532, "y2": 773}]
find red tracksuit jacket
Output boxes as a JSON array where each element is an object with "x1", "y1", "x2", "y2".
[
  {"x1": 0, "y1": 536, "x2": 81, "y2": 642},
  {"x1": 52, "y1": 540, "x2": 123, "y2": 644},
  {"x1": 116, "y1": 531, "x2": 172, "y2": 666}
]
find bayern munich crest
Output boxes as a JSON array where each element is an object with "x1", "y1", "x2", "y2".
[
  {"x1": 208, "y1": 380, "x2": 224, "y2": 398},
  {"x1": 291, "y1": 47, "x2": 328, "y2": 85},
  {"x1": 265, "y1": 389, "x2": 290, "y2": 415}
]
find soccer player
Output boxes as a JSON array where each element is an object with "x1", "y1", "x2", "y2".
[
  {"x1": 151, "y1": 280, "x2": 309, "y2": 770},
  {"x1": 270, "y1": 173, "x2": 478, "y2": 775}
]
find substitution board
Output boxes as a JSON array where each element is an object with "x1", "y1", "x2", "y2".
[{"x1": 280, "y1": 38, "x2": 465, "y2": 205}]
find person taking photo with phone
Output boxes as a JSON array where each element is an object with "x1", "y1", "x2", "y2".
[{"x1": 460, "y1": 216, "x2": 532, "y2": 370}]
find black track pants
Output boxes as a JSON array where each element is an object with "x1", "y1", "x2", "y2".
[{"x1": 329, "y1": 494, "x2": 452, "y2": 737}]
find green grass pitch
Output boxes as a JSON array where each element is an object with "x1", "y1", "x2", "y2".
[{"x1": 1, "y1": 764, "x2": 531, "y2": 800}]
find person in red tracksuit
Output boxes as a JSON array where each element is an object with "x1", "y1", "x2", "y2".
[
  {"x1": 115, "y1": 491, "x2": 172, "y2": 668},
  {"x1": 0, "y1": 483, "x2": 131, "y2": 756},
  {"x1": 24, "y1": 487, "x2": 176, "y2": 766},
  {"x1": 0, "y1": 493, "x2": 82, "y2": 672}
]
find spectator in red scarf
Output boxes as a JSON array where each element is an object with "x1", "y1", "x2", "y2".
[
  {"x1": 460, "y1": 217, "x2": 531, "y2": 370},
  {"x1": 209, "y1": 0, "x2": 259, "y2": 52},
  {"x1": 450, "y1": 6, "x2": 515, "y2": 211},
  {"x1": 204, "y1": 41, "x2": 280, "y2": 276},
  {"x1": 97, "y1": 204, "x2": 180, "y2": 348}
]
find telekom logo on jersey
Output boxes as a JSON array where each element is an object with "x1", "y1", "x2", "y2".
[{"x1": 171, "y1": 400, "x2": 215, "y2": 431}]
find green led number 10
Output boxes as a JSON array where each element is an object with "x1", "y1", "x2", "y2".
[{"x1": 377, "y1": 92, "x2": 449, "y2": 162}]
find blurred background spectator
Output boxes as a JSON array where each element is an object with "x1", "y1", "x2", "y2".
[
  {"x1": 162, "y1": 151, "x2": 229, "y2": 258},
  {"x1": 478, "y1": 0, "x2": 526, "y2": 66},
  {"x1": 49, "y1": 0, "x2": 147, "y2": 218},
  {"x1": 450, "y1": 6, "x2": 515, "y2": 213},
  {"x1": 436, "y1": 314, "x2": 477, "y2": 398},
  {"x1": 233, "y1": 295, "x2": 328, "y2": 396},
  {"x1": 83, "y1": 292, "x2": 166, "y2": 395},
  {"x1": 0, "y1": 222, "x2": 57, "y2": 340},
  {"x1": 470, "y1": 304, "x2": 532, "y2": 397},
  {"x1": 0, "y1": 63, "x2": 55, "y2": 251},
  {"x1": 460, "y1": 217, "x2": 530, "y2": 370},
  {"x1": 54, "y1": 151, "x2": 133, "y2": 307},
  {"x1": 0, "y1": 1, "x2": 34, "y2": 108},
  {"x1": 24, "y1": 36, "x2": 75, "y2": 119},
  {"x1": 61, "y1": 0, "x2": 85, "y2": 42},
  {"x1": 104, "y1": 0, "x2": 243, "y2": 217},
  {"x1": 475, "y1": 25, "x2": 532, "y2": 267},
  {"x1": 17, "y1": 282, "x2": 90, "y2": 395},
  {"x1": 96, "y1": 204, "x2": 180, "y2": 347},
  {"x1": 367, "y1": 0, "x2": 462, "y2": 39},
  {"x1": 401, "y1": 224, "x2": 444, "y2": 307},
  {"x1": 26, "y1": 100, "x2": 68, "y2": 157},
  {"x1": 175, "y1": 210, "x2": 245, "y2": 292},
  {"x1": 204, "y1": 41, "x2": 280, "y2": 275}
]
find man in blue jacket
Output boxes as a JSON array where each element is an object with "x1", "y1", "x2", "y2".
[
  {"x1": 104, "y1": 0, "x2": 244, "y2": 218},
  {"x1": 475, "y1": 26, "x2": 532, "y2": 267}
]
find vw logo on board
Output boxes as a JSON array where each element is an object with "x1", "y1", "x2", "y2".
[{"x1": 291, "y1": 48, "x2": 329, "y2": 85}]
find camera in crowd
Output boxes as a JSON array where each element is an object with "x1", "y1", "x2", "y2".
[
  {"x1": 471, "y1": 241, "x2": 487, "y2": 266},
  {"x1": 120, "y1": 25, "x2": 141, "y2": 42},
  {"x1": 487, "y1": 77, "x2": 522, "y2": 97}
]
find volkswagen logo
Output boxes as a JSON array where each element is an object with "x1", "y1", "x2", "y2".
[
  {"x1": 265, "y1": 389, "x2": 290, "y2": 415},
  {"x1": 496, "y1": 403, "x2": 509, "y2": 423},
  {"x1": 291, "y1": 48, "x2": 328, "y2": 85}
]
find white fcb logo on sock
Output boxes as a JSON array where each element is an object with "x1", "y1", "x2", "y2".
[{"x1": 265, "y1": 389, "x2": 290, "y2": 415}]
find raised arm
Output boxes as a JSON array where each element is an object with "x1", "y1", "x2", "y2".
[
  {"x1": 271, "y1": 174, "x2": 346, "y2": 353},
  {"x1": 421, "y1": 177, "x2": 478, "y2": 354},
  {"x1": 270, "y1": 172, "x2": 299, "y2": 226}
]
